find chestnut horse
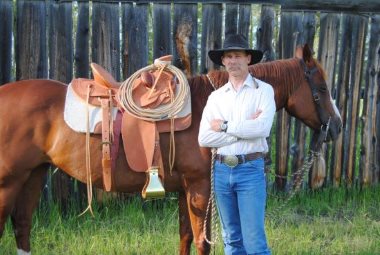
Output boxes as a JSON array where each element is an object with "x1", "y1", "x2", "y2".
[{"x1": 0, "y1": 45, "x2": 341, "y2": 254}]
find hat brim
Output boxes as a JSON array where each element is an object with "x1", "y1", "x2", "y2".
[{"x1": 208, "y1": 48, "x2": 263, "y2": 66}]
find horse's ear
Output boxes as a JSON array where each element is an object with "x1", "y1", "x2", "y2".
[
  {"x1": 302, "y1": 44, "x2": 313, "y2": 62},
  {"x1": 295, "y1": 45, "x2": 303, "y2": 59}
]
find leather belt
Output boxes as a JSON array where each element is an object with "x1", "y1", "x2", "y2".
[{"x1": 216, "y1": 152, "x2": 264, "y2": 168}]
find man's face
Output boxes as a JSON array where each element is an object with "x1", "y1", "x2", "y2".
[{"x1": 221, "y1": 50, "x2": 251, "y2": 77}]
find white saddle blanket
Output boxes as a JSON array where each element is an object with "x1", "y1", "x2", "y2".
[{"x1": 63, "y1": 83, "x2": 118, "y2": 133}]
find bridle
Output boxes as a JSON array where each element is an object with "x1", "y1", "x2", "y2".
[{"x1": 300, "y1": 59, "x2": 331, "y2": 151}]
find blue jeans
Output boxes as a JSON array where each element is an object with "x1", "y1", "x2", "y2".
[{"x1": 214, "y1": 157, "x2": 271, "y2": 255}]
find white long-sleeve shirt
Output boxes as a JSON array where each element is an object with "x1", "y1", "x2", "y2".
[{"x1": 198, "y1": 74, "x2": 276, "y2": 155}]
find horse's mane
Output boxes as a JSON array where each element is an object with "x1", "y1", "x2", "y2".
[{"x1": 187, "y1": 57, "x2": 327, "y2": 105}]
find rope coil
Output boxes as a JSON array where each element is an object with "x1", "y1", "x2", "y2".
[{"x1": 117, "y1": 59, "x2": 190, "y2": 121}]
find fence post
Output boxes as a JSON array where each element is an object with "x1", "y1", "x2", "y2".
[
  {"x1": 16, "y1": 0, "x2": 47, "y2": 80},
  {"x1": 360, "y1": 14, "x2": 380, "y2": 186},
  {"x1": 0, "y1": 0, "x2": 13, "y2": 85}
]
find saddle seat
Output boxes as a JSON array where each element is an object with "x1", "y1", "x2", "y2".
[
  {"x1": 91, "y1": 62, "x2": 121, "y2": 88},
  {"x1": 70, "y1": 63, "x2": 120, "y2": 107}
]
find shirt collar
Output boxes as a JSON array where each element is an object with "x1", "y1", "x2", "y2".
[{"x1": 224, "y1": 74, "x2": 255, "y2": 92}]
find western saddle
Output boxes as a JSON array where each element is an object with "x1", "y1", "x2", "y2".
[{"x1": 69, "y1": 57, "x2": 191, "y2": 199}]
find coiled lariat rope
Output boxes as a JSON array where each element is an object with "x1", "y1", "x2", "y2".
[
  {"x1": 117, "y1": 59, "x2": 189, "y2": 174},
  {"x1": 117, "y1": 59, "x2": 189, "y2": 122}
]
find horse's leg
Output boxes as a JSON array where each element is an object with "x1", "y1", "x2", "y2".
[
  {"x1": 0, "y1": 168, "x2": 29, "y2": 241},
  {"x1": 11, "y1": 164, "x2": 48, "y2": 254},
  {"x1": 178, "y1": 191, "x2": 193, "y2": 255},
  {"x1": 184, "y1": 179, "x2": 211, "y2": 255}
]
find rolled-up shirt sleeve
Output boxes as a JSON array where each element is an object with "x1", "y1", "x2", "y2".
[{"x1": 198, "y1": 94, "x2": 238, "y2": 148}]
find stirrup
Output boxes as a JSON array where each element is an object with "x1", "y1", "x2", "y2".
[{"x1": 142, "y1": 167, "x2": 165, "y2": 199}]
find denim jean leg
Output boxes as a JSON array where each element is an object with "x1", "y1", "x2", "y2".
[
  {"x1": 214, "y1": 161, "x2": 246, "y2": 255},
  {"x1": 236, "y1": 159, "x2": 271, "y2": 255}
]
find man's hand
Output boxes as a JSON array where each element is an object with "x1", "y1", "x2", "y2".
[{"x1": 210, "y1": 119, "x2": 224, "y2": 132}]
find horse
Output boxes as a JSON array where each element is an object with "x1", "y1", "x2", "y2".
[{"x1": 0, "y1": 45, "x2": 342, "y2": 255}]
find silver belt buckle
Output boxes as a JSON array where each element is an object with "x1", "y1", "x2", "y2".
[{"x1": 224, "y1": 155, "x2": 239, "y2": 168}]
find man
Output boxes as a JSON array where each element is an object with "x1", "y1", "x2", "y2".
[{"x1": 198, "y1": 34, "x2": 275, "y2": 255}]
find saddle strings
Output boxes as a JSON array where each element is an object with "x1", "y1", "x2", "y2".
[{"x1": 79, "y1": 84, "x2": 94, "y2": 217}]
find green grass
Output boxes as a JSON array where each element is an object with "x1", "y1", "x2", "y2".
[{"x1": 1, "y1": 187, "x2": 380, "y2": 255}]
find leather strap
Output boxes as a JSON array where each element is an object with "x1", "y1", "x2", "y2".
[{"x1": 101, "y1": 98, "x2": 112, "y2": 191}]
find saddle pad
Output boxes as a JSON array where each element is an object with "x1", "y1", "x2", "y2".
[{"x1": 64, "y1": 83, "x2": 118, "y2": 133}]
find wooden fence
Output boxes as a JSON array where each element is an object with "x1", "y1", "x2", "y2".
[{"x1": 0, "y1": 0, "x2": 379, "y2": 204}]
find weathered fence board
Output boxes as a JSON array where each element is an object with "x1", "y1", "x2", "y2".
[
  {"x1": 275, "y1": 11, "x2": 303, "y2": 190},
  {"x1": 16, "y1": 0, "x2": 47, "y2": 80},
  {"x1": 341, "y1": 15, "x2": 368, "y2": 187},
  {"x1": 75, "y1": 2, "x2": 90, "y2": 78},
  {"x1": 333, "y1": 15, "x2": 351, "y2": 187},
  {"x1": 70, "y1": 0, "x2": 380, "y2": 13},
  {"x1": 153, "y1": 3, "x2": 172, "y2": 60},
  {"x1": 257, "y1": 5, "x2": 275, "y2": 62},
  {"x1": 225, "y1": 3, "x2": 251, "y2": 38},
  {"x1": 318, "y1": 13, "x2": 340, "y2": 186},
  {"x1": 48, "y1": 0, "x2": 74, "y2": 213},
  {"x1": 200, "y1": 3, "x2": 222, "y2": 73},
  {"x1": 360, "y1": 14, "x2": 380, "y2": 186},
  {"x1": 0, "y1": 0, "x2": 13, "y2": 85},
  {"x1": 49, "y1": 1, "x2": 73, "y2": 82},
  {"x1": 92, "y1": 1, "x2": 120, "y2": 79},
  {"x1": 173, "y1": 3, "x2": 198, "y2": 76},
  {"x1": 122, "y1": 3, "x2": 149, "y2": 78}
]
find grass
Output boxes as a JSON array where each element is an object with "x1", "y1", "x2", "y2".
[{"x1": 1, "y1": 187, "x2": 380, "y2": 255}]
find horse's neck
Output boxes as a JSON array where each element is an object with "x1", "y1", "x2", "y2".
[{"x1": 249, "y1": 59, "x2": 300, "y2": 111}]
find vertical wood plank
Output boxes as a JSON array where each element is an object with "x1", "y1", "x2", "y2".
[
  {"x1": 0, "y1": 0, "x2": 13, "y2": 85},
  {"x1": 200, "y1": 3, "x2": 222, "y2": 73},
  {"x1": 257, "y1": 4, "x2": 275, "y2": 175},
  {"x1": 16, "y1": 0, "x2": 47, "y2": 80},
  {"x1": 257, "y1": 5, "x2": 275, "y2": 62},
  {"x1": 225, "y1": 4, "x2": 238, "y2": 36},
  {"x1": 224, "y1": 4, "x2": 251, "y2": 39},
  {"x1": 344, "y1": 15, "x2": 367, "y2": 187},
  {"x1": 360, "y1": 14, "x2": 380, "y2": 186},
  {"x1": 153, "y1": 3, "x2": 172, "y2": 60},
  {"x1": 334, "y1": 14, "x2": 351, "y2": 187},
  {"x1": 49, "y1": 1, "x2": 73, "y2": 83},
  {"x1": 75, "y1": 2, "x2": 90, "y2": 78},
  {"x1": 173, "y1": 3, "x2": 198, "y2": 76},
  {"x1": 318, "y1": 13, "x2": 341, "y2": 186},
  {"x1": 48, "y1": 0, "x2": 73, "y2": 213},
  {"x1": 121, "y1": 3, "x2": 133, "y2": 79},
  {"x1": 122, "y1": 3, "x2": 149, "y2": 78},
  {"x1": 92, "y1": 1, "x2": 120, "y2": 80},
  {"x1": 276, "y1": 10, "x2": 303, "y2": 190},
  {"x1": 238, "y1": 4, "x2": 251, "y2": 37}
]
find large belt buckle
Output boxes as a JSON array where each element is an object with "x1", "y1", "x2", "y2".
[{"x1": 224, "y1": 155, "x2": 239, "y2": 168}]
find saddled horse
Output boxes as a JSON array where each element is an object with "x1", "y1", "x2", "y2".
[{"x1": 0, "y1": 45, "x2": 341, "y2": 255}]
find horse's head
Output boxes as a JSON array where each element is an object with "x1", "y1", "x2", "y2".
[{"x1": 288, "y1": 44, "x2": 342, "y2": 143}]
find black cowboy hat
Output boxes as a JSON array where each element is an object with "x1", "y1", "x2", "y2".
[{"x1": 208, "y1": 34, "x2": 263, "y2": 66}]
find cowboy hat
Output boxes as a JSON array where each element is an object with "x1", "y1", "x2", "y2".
[{"x1": 208, "y1": 34, "x2": 263, "y2": 66}]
